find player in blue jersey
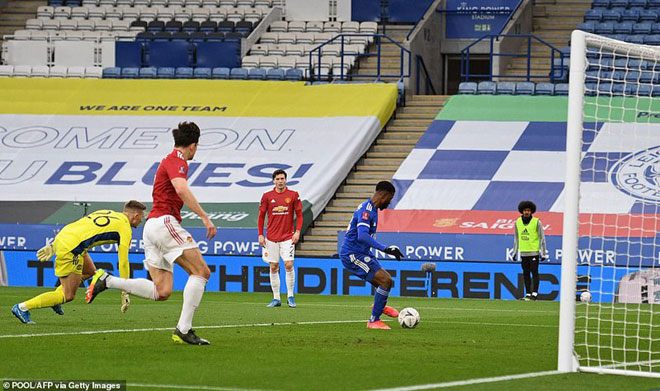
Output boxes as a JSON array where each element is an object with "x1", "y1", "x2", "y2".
[{"x1": 340, "y1": 181, "x2": 404, "y2": 330}]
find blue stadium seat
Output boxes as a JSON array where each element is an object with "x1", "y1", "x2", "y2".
[
  {"x1": 578, "y1": 21, "x2": 597, "y2": 33},
  {"x1": 593, "y1": 0, "x2": 610, "y2": 7},
  {"x1": 651, "y1": 22, "x2": 660, "y2": 33},
  {"x1": 217, "y1": 21, "x2": 235, "y2": 33},
  {"x1": 585, "y1": 9, "x2": 604, "y2": 21},
  {"x1": 585, "y1": 83, "x2": 598, "y2": 96},
  {"x1": 612, "y1": 70, "x2": 625, "y2": 81},
  {"x1": 602, "y1": 9, "x2": 620, "y2": 21},
  {"x1": 595, "y1": 22, "x2": 615, "y2": 34},
  {"x1": 211, "y1": 67, "x2": 230, "y2": 79},
  {"x1": 229, "y1": 67, "x2": 249, "y2": 80},
  {"x1": 620, "y1": 9, "x2": 640, "y2": 22},
  {"x1": 457, "y1": 82, "x2": 477, "y2": 94},
  {"x1": 115, "y1": 41, "x2": 143, "y2": 68},
  {"x1": 235, "y1": 21, "x2": 253, "y2": 35},
  {"x1": 496, "y1": 82, "x2": 516, "y2": 95},
  {"x1": 121, "y1": 67, "x2": 140, "y2": 79},
  {"x1": 635, "y1": 84, "x2": 652, "y2": 95},
  {"x1": 650, "y1": 0, "x2": 660, "y2": 6},
  {"x1": 172, "y1": 32, "x2": 190, "y2": 41},
  {"x1": 516, "y1": 82, "x2": 535, "y2": 95},
  {"x1": 131, "y1": 20, "x2": 148, "y2": 31},
  {"x1": 626, "y1": 35, "x2": 645, "y2": 44},
  {"x1": 189, "y1": 32, "x2": 206, "y2": 42},
  {"x1": 175, "y1": 67, "x2": 194, "y2": 78},
  {"x1": 157, "y1": 67, "x2": 175, "y2": 78},
  {"x1": 640, "y1": 9, "x2": 658, "y2": 22},
  {"x1": 535, "y1": 82, "x2": 554, "y2": 95},
  {"x1": 285, "y1": 68, "x2": 303, "y2": 81},
  {"x1": 632, "y1": 22, "x2": 652, "y2": 34},
  {"x1": 610, "y1": 0, "x2": 628, "y2": 7},
  {"x1": 629, "y1": 0, "x2": 647, "y2": 7},
  {"x1": 200, "y1": 21, "x2": 217, "y2": 33},
  {"x1": 102, "y1": 67, "x2": 121, "y2": 79},
  {"x1": 585, "y1": 70, "x2": 612, "y2": 82},
  {"x1": 554, "y1": 83, "x2": 569, "y2": 96},
  {"x1": 136, "y1": 32, "x2": 154, "y2": 41},
  {"x1": 206, "y1": 32, "x2": 225, "y2": 42},
  {"x1": 248, "y1": 68, "x2": 267, "y2": 80},
  {"x1": 643, "y1": 34, "x2": 660, "y2": 45},
  {"x1": 165, "y1": 20, "x2": 182, "y2": 32},
  {"x1": 477, "y1": 81, "x2": 496, "y2": 94},
  {"x1": 225, "y1": 32, "x2": 243, "y2": 42},
  {"x1": 149, "y1": 41, "x2": 191, "y2": 67},
  {"x1": 147, "y1": 20, "x2": 165, "y2": 32},
  {"x1": 183, "y1": 21, "x2": 200, "y2": 32},
  {"x1": 639, "y1": 71, "x2": 657, "y2": 83},
  {"x1": 614, "y1": 21, "x2": 634, "y2": 33},
  {"x1": 623, "y1": 70, "x2": 640, "y2": 81},
  {"x1": 194, "y1": 67, "x2": 212, "y2": 78},
  {"x1": 153, "y1": 32, "x2": 172, "y2": 41},
  {"x1": 139, "y1": 67, "x2": 157, "y2": 78},
  {"x1": 266, "y1": 68, "x2": 285, "y2": 80}
]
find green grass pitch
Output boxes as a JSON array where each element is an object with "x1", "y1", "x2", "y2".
[{"x1": 1, "y1": 287, "x2": 659, "y2": 390}]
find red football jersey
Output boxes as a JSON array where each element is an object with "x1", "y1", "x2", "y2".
[
  {"x1": 148, "y1": 149, "x2": 188, "y2": 222},
  {"x1": 258, "y1": 187, "x2": 303, "y2": 242}
]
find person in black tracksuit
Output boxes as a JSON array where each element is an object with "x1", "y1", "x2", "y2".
[{"x1": 512, "y1": 200, "x2": 548, "y2": 301}]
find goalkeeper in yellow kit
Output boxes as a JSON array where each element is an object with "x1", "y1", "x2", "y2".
[{"x1": 11, "y1": 200, "x2": 146, "y2": 324}]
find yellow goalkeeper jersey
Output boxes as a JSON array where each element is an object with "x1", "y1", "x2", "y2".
[{"x1": 53, "y1": 210, "x2": 133, "y2": 279}]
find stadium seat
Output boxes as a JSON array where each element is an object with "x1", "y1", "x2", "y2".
[
  {"x1": 554, "y1": 83, "x2": 569, "y2": 96},
  {"x1": 200, "y1": 21, "x2": 217, "y2": 33},
  {"x1": 496, "y1": 82, "x2": 516, "y2": 95},
  {"x1": 593, "y1": 0, "x2": 609, "y2": 7},
  {"x1": 535, "y1": 82, "x2": 554, "y2": 95},
  {"x1": 477, "y1": 81, "x2": 496, "y2": 94},
  {"x1": 102, "y1": 67, "x2": 121, "y2": 78},
  {"x1": 632, "y1": 22, "x2": 652, "y2": 34},
  {"x1": 640, "y1": 10, "x2": 659, "y2": 22},
  {"x1": 595, "y1": 22, "x2": 615, "y2": 34},
  {"x1": 211, "y1": 67, "x2": 230, "y2": 79},
  {"x1": 175, "y1": 67, "x2": 194, "y2": 78},
  {"x1": 85, "y1": 67, "x2": 103, "y2": 78},
  {"x1": 165, "y1": 21, "x2": 183, "y2": 33},
  {"x1": 614, "y1": 21, "x2": 634, "y2": 34},
  {"x1": 156, "y1": 67, "x2": 175, "y2": 78},
  {"x1": 183, "y1": 21, "x2": 200, "y2": 32},
  {"x1": 30, "y1": 65, "x2": 50, "y2": 78},
  {"x1": 457, "y1": 82, "x2": 477, "y2": 94},
  {"x1": 578, "y1": 21, "x2": 597, "y2": 33},
  {"x1": 266, "y1": 68, "x2": 285, "y2": 80},
  {"x1": 229, "y1": 67, "x2": 249, "y2": 79},
  {"x1": 139, "y1": 67, "x2": 157, "y2": 78},
  {"x1": 516, "y1": 81, "x2": 535, "y2": 95},
  {"x1": 121, "y1": 67, "x2": 140, "y2": 78},
  {"x1": 620, "y1": 10, "x2": 640, "y2": 22},
  {"x1": 248, "y1": 68, "x2": 266, "y2": 80},
  {"x1": 194, "y1": 67, "x2": 212, "y2": 78},
  {"x1": 0, "y1": 65, "x2": 14, "y2": 77},
  {"x1": 285, "y1": 68, "x2": 303, "y2": 81}
]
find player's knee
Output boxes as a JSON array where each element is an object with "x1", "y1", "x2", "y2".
[
  {"x1": 270, "y1": 263, "x2": 279, "y2": 273},
  {"x1": 382, "y1": 275, "x2": 394, "y2": 290},
  {"x1": 156, "y1": 287, "x2": 172, "y2": 301},
  {"x1": 284, "y1": 263, "x2": 294, "y2": 272},
  {"x1": 64, "y1": 291, "x2": 76, "y2": 302},
  {"x1": 198, "y1": 265, "x2": 211, "y2": 280}
]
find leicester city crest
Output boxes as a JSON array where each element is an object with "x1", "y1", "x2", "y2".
[{"x1": 610, "y1": 146, "x2": 660, "y2": 203}]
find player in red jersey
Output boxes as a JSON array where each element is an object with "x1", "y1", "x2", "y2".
[
  {"x1": 258, "y1": 169, "x2": 303, "y2": 308},
  {"x1": 87, "y1": 122, "x2": 217, "y2": 345}
]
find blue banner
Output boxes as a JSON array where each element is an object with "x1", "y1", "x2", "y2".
[
  {"x1": 445, "y1": 0, "x2": 521, "y2": 39},
  {"x1": 0, "y1": 223, "x2": 260, "y2": 256},
  {"x1": 337, "y1": 232, "x2": 660, "y2": 268},
  {"x1": 2, "y1": 250, "x2": 634, "y2": 302}
]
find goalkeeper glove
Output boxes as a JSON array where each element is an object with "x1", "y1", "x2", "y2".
[
  {"x1": 383, "y1": 245, "x2": 404, "y2": 261},
  {"x1": 121, "y1": 291, "x2": 130, "y2": 313},
  {"x1": 36, "y1": 244, "x2": 54, "y2": 262}
]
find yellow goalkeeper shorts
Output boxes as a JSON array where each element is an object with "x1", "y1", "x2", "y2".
[{"x1": 54, "y1": 251, "x2": 85, "y2": 277}]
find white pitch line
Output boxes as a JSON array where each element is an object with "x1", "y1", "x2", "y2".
[
  {"x1": 0, "y1": 319, "x2": 373, "y2": 339},
  {"x1": 367, "y1": 370, "x2": 562, "y2": 391}
]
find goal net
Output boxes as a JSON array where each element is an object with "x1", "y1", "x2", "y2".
[{"x1": 559, "y1": 30, "x2": 660, "y2": 378}]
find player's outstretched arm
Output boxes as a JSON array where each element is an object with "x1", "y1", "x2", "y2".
[
  {"x1": 383, "y1": 246, "x2": 404, "y2": 261},
  {"x1": 36, "y1": 243, "x2": 54, "y2": 261},
  {"x1": 356, "y1": 225, "x2": 386, "y2": 252},
  {"x1": 171, "y1": 177, "x2": 216, "y2": 239}
]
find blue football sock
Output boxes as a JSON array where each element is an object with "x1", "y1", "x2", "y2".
[{"x1": 370, "y1": 286, "x2": 390, "y2": 322}]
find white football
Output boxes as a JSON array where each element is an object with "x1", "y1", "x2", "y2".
[
  {"x1": 398, "y1": 307, "x2": 420, "y2": 329},
  {"x1": 580, "y1": 291, "x2": 592, "y2": 303}
]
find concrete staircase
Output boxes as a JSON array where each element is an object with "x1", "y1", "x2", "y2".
[
  {"x1": 353, "y1": 24, "x2": 414, "y2": 82},
  {"x1": 0, "y1": 0, "x2": 43, "y2": 43},
  {"x1": 502, "y1": 0, "x2": 591, "y2": 80},
  {"x1": 296, "y1": 94, "x2": 448, "y2": 258}
]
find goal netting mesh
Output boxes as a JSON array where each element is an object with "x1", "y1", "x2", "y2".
[{"x1": 563, "y1": 31, "x2": 660, "y2": 378}]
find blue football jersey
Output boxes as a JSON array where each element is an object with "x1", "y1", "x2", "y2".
[{"x1": 340, "y1": 199, "x2": 379, "y2": 256}]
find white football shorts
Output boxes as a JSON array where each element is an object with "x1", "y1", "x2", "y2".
[
  {"x1": 143, "y1": 215, "x2": 198, "y2": 273},
  {"x1": 262, "y1": 238, "x2": 295, "y2": 263}
]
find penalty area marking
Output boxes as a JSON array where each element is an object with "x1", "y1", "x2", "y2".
[
  {"x1": 0, "y1": 319, "x2": 373, "y2": 339},
  {"x1": 367, "y1": 370, "x2": 562, "y2": 391}
]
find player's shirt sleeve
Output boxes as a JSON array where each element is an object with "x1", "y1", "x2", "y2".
[
  {"x1": 117, "y1": 218, "x2": 132, "y2": 279},
  {"x1": 258, "y1": 193, "x2": 268, "y2": 236},
  {"x1": 294, "y1": 192, "x2": 303, "y2": 231},
  {"x1": 164, "y1": 157, "x2": 188, "y2": 181},
  {"x1": 355, "y1": 205, "x2": 386, "y2": 251}
]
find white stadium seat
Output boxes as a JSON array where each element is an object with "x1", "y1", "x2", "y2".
[
  {"x1": 13, "y1": 30, "x2": 32, "y2": 40},
  {"x1": 25, "y1": 19, "x2": 43, "y2": 30},
  {"x1": 13, "y1": 65, "x2": 32, "y2": 77},
  {"x1": 0, "y1": 65, "x2": 14, "y2": 77},
  {"x1": 112, "y1": 20, "x2": 131, "y2": 31},
  {"x1": 241, "y1": 55, "x2": 260, "y2": 68},
  {"x1": 260, "y1": 32, "x2": 278, "y2": 44},
  {"x1": 30, "y1": 65, "x2": 50, "y2": 77},
  {"x1": 49, "y1": 65, "x2": 68, "y2": 78},
  {"x1": 42, "y1": 19, "x2": 61, "y2": 30},
  {"x1": 88, "y1": 7, "x2": 106, "y2": 19},
  {"x1": 37, "y1": 6, "x2": 54, "y2": 19},
  {"x1": 78, "y1": 20, "x2": 96, "y2": 31},
  {"x1": 208, "y1": 7, "x2": 227, "y2": 22},
  {"x1": 323, "y1": 21, "x2": 341, "y2": 33},
  {"x1": 305, "y1": 21, "x2": 324, "y2": 33},
  {"x1": 67, "y1": 66, "x2": 87, "y2": 78},
  {"x1": 66, "y1": 31, "x2": 85, "y2": 40},
  {"x1": 269, "y1": 21, "x2": 287, "y2": 32},
  {"x1": 278, "y1": 32, "x2": 296, "y2": 45},
  {"x1": 267, "y1": 43, "x2": 285, "y2": 56},
  {"x1": 219, "y1": 0, "x2": 236, "y2": 6},
  {"x1": 123, "y1": 6, "x2": 140, "y2": 20},
  {"x1": 54, "y1": 6, "x2": 72, "y2": 19},
  {"x1": 259, "y1": 55, "x2": 278, "y2": 69},
  {"x1": 94, "y1": 20, "x2": 113, "y2": 31},
  {"x1": 250, "y1": 44, "x2": 268, "y2": 56},
  {"x1": 254, "y1": 0, "x2": 271, "y2": 5},
  {"x1": 342, "y1": 21, "x2": 359, "y2": 33},
  {"x1": 285, "y1": 43, "x2": 304, "y2": 57},
  {"x1": 71, "y1": 7, "x2": 89, "y2": 20},
  {"x1": 277, "y1": 56, "x2": 295, "y2": 70},
  {"x1": 244, "y1": 8, "x2": 261, "y2": 23},
  {"x1": 226, "y1": 7, "x2": 244, "y2": 23},
  {"x1": 315, "y1": 32, "x2": 336, "y2": 44},
  {"x1": 295, "y1": 32, "x2": 314, "y2": 45},
  {"x1": 85, "y1": 66, "x2": 103, "y2": 78},
  {"x1": 60, "y1": 20, "x2": 78, "y2": 30},
  {"x1": 360, "y1": 21, "x2": 377, "y2": 34},
  {"x1": 31, "y1": 31, "x2": 49, "y2": 40},
  {"x1": 82, "y1": 0, "x2": 99, "y2": 6},
  {"x1": 191, "y1": 7, "x2": 210, "y2": 22}
]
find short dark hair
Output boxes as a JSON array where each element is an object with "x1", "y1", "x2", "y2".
[
  {"x1": 375, "y1": 181, "x2": 395, "y2": 194},
  {"x1": 124, "y1": 200, "x2": 147, "y2": 212},
  {"x1": 518, "y1": 200, "x2": 537, "y2": 214},
  {"x1": 272, "y1": 169, "x2": 287, "y2": 179},
  {"x1": 172, "y1": 121, "x2": 200, "y2": 147}
]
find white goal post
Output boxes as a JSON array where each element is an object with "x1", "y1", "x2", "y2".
[{"x1": 559, "y1": 30, "x2": 660, "y2": 378}]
